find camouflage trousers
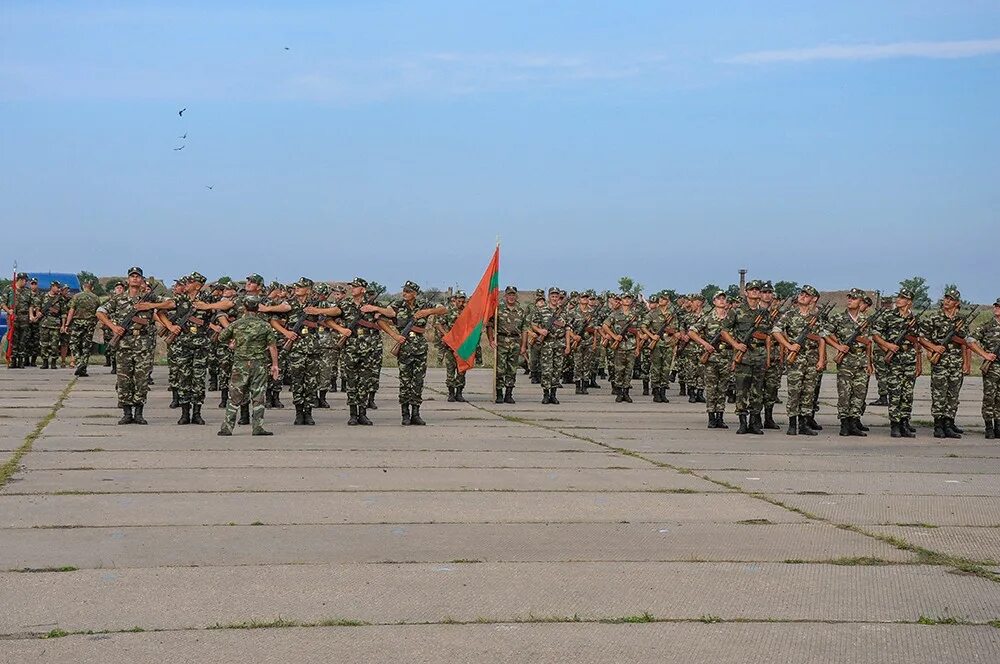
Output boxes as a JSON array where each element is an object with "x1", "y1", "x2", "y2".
[
  {"x1": 207, "y1": 341, "x2": 219, "y2": 386},
  {"x1": 648, "y1": 342, "x2": 673, "y2": 388},
  {"x1": 529, "y1": 343, "x2": 541, "y2": 376},
  {"x1": 329, "y1": 341, "x2": 343, "y2": 385},
  {"x1": 39, "y1": 323, "x2": 61, "y2": 362},
  {"x1": 679, "y1": 346, "x2": 705, "y2": 388},
  {"x1": 443, "y1": 344, "x2": 466, "y2": 389},
  {"x1": 27, "y1": 322, "x2": 40, "y2": 357},
  {"x1": 538, "y1": 339, "x2": 565, "y2": 389},
  {"x1": 785, "y1": 354, "x2": 821, "y2": 418},
  {"x1": 764, "y1": 356, "x2": 782, "y2": 407},
  {"x1": 885, "y1": 353, "x2": 917, "y2": 421},
  {"x1": 873, "y1": 351, "x2": 890, "y2": 399},
  {"x1": 166, "y1": 341, "x2": 181, "y2": 389},
  {"x1": 930, "y1": 357, "x2": 964, "y2": 419},
  {"x1": 704, "y1": 352, "x2": 733, "y2": 413},
  {"x1": 398, "y1": 338, "x2": 429, "y2": 405},
  {"x1": 221, "y1": 358, "x2": 268, "y2": 434},
  {"x1": 103, "y1": 327, "x2": 116, "y2": 364},
  {"x1": 316, "y1": 334, "x2": 337, "y2": 390},
  {"x1": 69, "y1": 319, "x2": 96, "y2": 370},
  {"x1": 175, "y1": 335, "x2": 210, "y2": 405},
  {"x1": 982, "y1": 364, "x2": 1000, "y2": 419},
  {"x1": 9, "y1": 319, "x2": 30, "y2": 362},
  {"x1": 496, "y1": 337, "x2": 521, "y2": 389},
  {"x1": 572, "y1": 338, "x2": 594, "y2": 382},
  {"x1": 734, "y1": 349, "x2": 766, "y2": 415},
  {"x1": 836, "y1": 353, "x2": 869, "y2": 419},
  {"x1": 343, "y1": 337, "x2": 381, "y2": 407},
  {"x1": 612, "y1": 345, "x2": 637, "y2": 391},
  {"x1": 287, "y1": 338, "x2": 320, "y2": 406},
  {"x1": 215, "y1": 344, "x2": 234, "y2": 391},
  {"x1": 638, "y1": 346, "x2": 651, "y2": 380},
  {"x1": 270, "y1": 348, "x2": 288, "y2": 396},
  {"x1": 115, "y1": 339, "x2": 154, "y2": 406}
]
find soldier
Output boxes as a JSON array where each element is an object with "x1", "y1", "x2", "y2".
[
  {"x1": 102, "y1": 281, "x2": 125, "y2": 371},
  {"x1": 689, "y1": 291, "x2": 733, "y2": 428},
  {"x1": 96, "y1": 267, "x2": 172, "y2": 424},
  {"x1": 682, "y1": 294, "x2": 707, "y2": 403},
  {"x1": 564, "y1": 290, "x2": 597, "y2": 395},
  {"x1": 26, "y1": 278, "x2": 41, "y2": 366},
  {"x1": 163, "y1": 277, "x2": 188, "y2": 408},
  {"x1": 1, "y1": 273, "x2": 34, "y2": 368},
  {"x1": 721, "y1": 280, "x2": 771, "y2": 435},
  {"x1": 773, "y1": 285, "x2": 827, "y2": 436},
  {"x1": 264, "y1": 280, "x2": 289, "y2": 409},
  {"x1": 329, "y1": 284, "x2": 347, "y2": 393},
  {"x1": 825, "y1": 288, "x2": 874, "y2": 437},
  {"x1": 488, "y1": 285, "x2": 528, "y2": 404},
  {"x1": 642, "y1": 292, "x2": 678, "y2": 404},
  {"x1": 438, "y1": 290, "x2": 469, "y2": 402},
  {"x1": 205, "y1": 281, "x2": 224, "y2": 392},
  {"x1": 63, "y1": 277, "x2": 101, "y2": 376},
  {"x1": 872, "y1": 289, "x2": 923, "y2": 438},
  {"x1": 673, "y1": 294, "x2": 689, "y2": 394},
  {"x1": 531, "y1": 287, "x2": 569, "y2": 404},
  {"x1": 919, "y1": 287, "x2": 971, "y2": 439},
  {"x1": 35, "y1": 281, "x2": 65, "y2": 369},
  {"x1": 312, "y1": 283, "x2": 337, "y2": 409},
  {"x1": 388, "y1": 281, "x2": 446, "y2": 424},
  {"x1": 968, "y1": 298, "x2": 1000, "y2": 439},
  {"x1": 602, "y1": 293, "x2": 622, "y2": 393},
  {"x1": 760, "y1": 281, "x2": 784, "y2": 427},
  {"x1": 635, "y1": 293, "x2": 655, "y2": 394},
  {"x1": 269, "y1": 277, "x2": 324, "y2": 425},
  {"x1": 602, "y1": 291, "x2": 645, "y2": 403},
  {"x1": 870, "y1": 292, "x2": 890, "y2": 407},
  {"x1": 526, "y1": 288, "x2": 546, "y2": 383},
  {"x1": 210, "y1": 280, "x2": 238, "y2": 409},
  {"x1": 58, "y1": 284, "x2": 72, "y2": 367},
  {"x1": 217, "y1": 296, "x2": 280, "y2": 437},
  {"x1": 157, "y1": 272, "x2": 212, "y2": 425}
]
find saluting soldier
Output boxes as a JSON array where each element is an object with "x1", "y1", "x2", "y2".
[
  {"x1": 269, "y1": 277, "x2": 323, "y2": 426},
  {"x1": 968, "y1": 298, "x2": 1000, "y2": 439},
  {"x1": 488, "y1": 285, "x2": 528, "y2": 404},
  {"x1": 63, "y1": 277, "x2": 101, "y2": 376},
  {"x1": 689, "y1": 291, "x2": 734, "y2": 428},
  {"x1": 388, "y1": 281, "x2": 447, "y2": 424}
]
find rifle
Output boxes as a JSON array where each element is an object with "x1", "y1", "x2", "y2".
[
  {"x1": 883, "y1": 306, "x2": 929, "y2": 364},
  {"x1": 164, "y1": 301, "x2": 207, "y2": 344},
  {"x1": 336, "y1": 293, "x2": 381, "y2": 349},
  {"x1": 834, "y1": 307, "x2": 887, "y2": 364},
  {"x1": 389, "y1": 317, "x2": 418, "y2": 357},
  {"x1": 283, "y1": 306, "x2": 319, "y2": 351},
  {"x1": 567, "y1": 310, "x2": 595, "y2": 353},
  {"x1": 981, "y1": 341, "x2": 1000, "y2": 376},
  {"x1": 647, "y1": 312, "x2": 678, "y2": 350},
  {"x1": 731, "y1": 308, "x2": 770, "y2": 369},
  {"x1": 609, "y1": 312, "x2": 642, "y2": 351},
  {"x1": 928, "y1": 306, "x2": 980, "y2": 365},
  {"x1": 109, "y1": 292, "x2": 157, "y2": 348},
  {"x1": 699, "y1": 329, "x2": 724, "y2": 365},
  {"x1": 532, "y1": 302, "x2": 567, "y2": 346},
  {"x1": 786, "y1": 302, "x2": 835, "y2": 364}
]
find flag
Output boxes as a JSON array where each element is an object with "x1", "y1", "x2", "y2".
[
  {"x1": 4, "y1": 270, "x2": 14, "y2": 363},
  {"x1": 443, "y1": 247, "x2": 500, "y2": 373}
]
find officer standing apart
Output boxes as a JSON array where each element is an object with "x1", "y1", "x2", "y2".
[
  {"x1": 217, "y1": 295, "x2": 279, "y2": 436},
  {"x1": 488, "y1": 286, "x2": 528, "y2": 404},
  {"x1": 62, "y1": 277, "x2": 101, "y2": 376}
]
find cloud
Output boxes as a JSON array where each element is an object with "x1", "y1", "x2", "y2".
[{"x1": 723, "y1": 38, "x2": 1000, "y2": 65}]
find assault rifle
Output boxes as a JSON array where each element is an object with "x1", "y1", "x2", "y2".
[
  {"x1": 786, "y1": 302, "x2": 835, "y2": 364},
  {"x1": 532, "y1": 302, "x2": 567, "y2": 346},
  {"x1": 928, "y1": 306, "x2": 980, "y2": 366},
  {"x1": 163, "y1": 301, "x2": 207, "y2": 344},
  {"x1": 699, "y1": 329, "x2": 724, "y2": 365},
  {"x1": 834, "y1": 307, "x2": 887, "y2": 365},
  {"x1": 731, "y1": 308, "x2": 770, "y2": 370},
  {"x1": 647, "y1": 312, "x2": 679, "y2": 351},
  {"x1": 609, "y1": 312, "x2": 642, "y2": 351},
  {"x1": 389, "y1": 317, "x2": 418, "y2": 358},
  {"x1": 336, "y1": 293, "x2": 381, "y2": 350},
  {"x1": 981, "y1": 341, "x2": 1000, "y2": 376},
  {"x1": 883, "y1": 307, "x2": 929, "y2": 364},
  {"x1": 567, "y1": 311, "x2": 595, "y2": 353},
  {"x1": 109, "y1": 292, "x2": 158, "y2": 348}
]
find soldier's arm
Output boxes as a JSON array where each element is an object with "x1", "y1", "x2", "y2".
[
  {"x1": 306, "y1": 305, "x2": 341, "y2": 316},
  {"x1": 195, "y1": 299, "x2": 234, "y2": 312},
  {"x1": 416, "y1": 305, "x2": 447, "y2": 319},
  {"x1": 270, "y1": 318, "x2": 295, "y2": 341},
  {"x1": 218, "y1": 322, "x2": 236, "y2": 345},
  {"x1": 260, "y1": 301, "x2": 290, "y2": 314}
]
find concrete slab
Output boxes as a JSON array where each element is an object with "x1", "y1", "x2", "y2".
[
  {"x1": 770, "y1": 494, "x2": 1000, "y2": 526},
  {"x1": 0, "y1": 522, "x2": 913, "y2": 570},
  {"x1": 871, "y1": 526, "x2": 1000, "y2": 564},
  {"x1": 645, "y1": 453, "x2": 1000, "y2": 473},
  {"x1": 5, "y1": 623, "x2": 998, "y2": 664},
  {"x1": 704, "y1": 470, "x2": 1000, "y2": 496},
  {"x1": 1, "y1": 563, "x2": 996, "y2": 635}
]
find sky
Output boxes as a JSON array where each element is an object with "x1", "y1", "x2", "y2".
[{"x1": 1, "y1": 1, "x2": 999, "y2": 301}]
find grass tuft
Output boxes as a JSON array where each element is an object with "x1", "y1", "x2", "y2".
[{"x1": 43, "y1": 628, "x2": 69, "y2": 639}]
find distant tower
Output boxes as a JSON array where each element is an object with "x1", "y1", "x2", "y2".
[{"x1": 739, "y1": 268, "x2": 747, "y2": 293}]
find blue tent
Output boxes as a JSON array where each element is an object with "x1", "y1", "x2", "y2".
[{"x1": 25, "y1": 272, "x2": 81, "y2": 293}]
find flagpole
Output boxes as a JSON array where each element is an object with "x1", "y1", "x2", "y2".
[{"x1": 492, "y1": 237, "x2": 500, "y2": 395}]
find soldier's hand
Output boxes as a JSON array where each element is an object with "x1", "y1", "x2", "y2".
[
  {"x1": 305, "y1": 306, "x2": 323, "y2": 315},
  {"x1": 110, "y1": 324, "x2": 125, "y2": 337},
  {"x1": 789, "y1": 343, "x2": 801, "y2": 353},
  {"x1": 815, "y1": 360, "x2": 825, "y2": 371},
  {"x1": 270, "y1": 364, "x2": 280, "y2": 380},
  {"x1": 169, "y1": 325, "x2": 182, "y2": 336},
  {"x1": 834, "y1": 343, "x2": 849, "y2": 355},
  {"x1": 867, "y1": 364, "x2": 874, "y2": 376},
  {"x1": 489, "y1": 338, "x2": 497, "y2": 350},
  {"x1": 986, "y1": 352, "x2": 998, "y2": 362},
  {"x1": 930, "y1": 343, "x2": 946, "y2": 355},
  {"x1": 134, "y1": 302, "x2": 156, "y2": 311},
  {"x1": 60, "y1": 326, "x2": 67, "y2": 334},
  {"x1": 228, "y1": 340, "x2": 236, "y2": 350},
  {"x1": 395, "y1": 335, "x2": 406, "y2": 344},
  {"x1": 886, "y1": 343, "x2": 900, "y2": 354},
  {"x1": 734, "y1": 342, "x2": 747, "y2": 353},
  {"x1": 285, "y1": 331, "x2": 298, "y2": 342},
  {"x1": 192, "y1": 301, "x2": 210, "y2": 310},
  {"x1": 360, "y1": 304, "x2": 379, "y2": 313}
]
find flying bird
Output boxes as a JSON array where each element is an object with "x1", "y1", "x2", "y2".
[
  {"x1": 284, "y1": 47, "x2": 290, "y2": 51},
  {"x1": 205, "y1": 185, "x2": 214, "y2": 190},
  {"x1": 178, "y1": 133, "x2": 187, "y2": 139},
  {"x1": 173, "y1": 145, "x2": 185, "y2": 151},
  {"x1": 178, "y1": 108, "x2": 186, "y2": 116}
]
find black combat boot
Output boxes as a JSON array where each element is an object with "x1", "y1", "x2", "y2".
[
  {"x1": 105, "y1": 355, "x2": 112, "y2": 367},
  {"x1": 580, "y1": 380, "x2": 589, "y2": 395},
  {"x1": 707, "y1": 412, "x2": 717, "y2": 429},
  {"x1": 661, "y1": 388, "x2": 670, "y2": 403},
  {"x1": 177, "y1": 404, "x2": 191, "y2": 425},
  {"x1": 367, "y1": 393, "x2": 378, "y2": 410},
  {"x1": 293, "y1": 404, "x2": 305, "y2": 425},
  {"x1": 542, "y1": 389, "x2": 552, "y2": 404},
  {"x1": 272, "y1": 390, "x2": 285, "y2": 409},
  {"x1": 330, "y1": 376, "x2": 339, "y2": 392},
  {"x1": 504, "y1": 387, "x2": 515, "y2": 404},
  {"x1": 219, "y1": 389, "x2": 228, "y2": 409},
  {"x1": 239, "y1": 403, "x2": 250, "y2": 426},
  {"x1": 727, "y1": 388, "x2": 736, "y2": 404},
  {"x1": 410, "y1": 405, "x2": 426, "y2": 425},
  {"x1": 317, "y1": 390, "x2": 330, "y2": 408},
  {"x1": 118, "y1": 405, "x2": 134, "y2": 425},
  {"x1": 348, "y1": 404, "x2": 359, "y2": 426},
  {"x1": 933, "y1": 417, "x2": 946, "y2": 439},
  {"x1": 986, "y1": 419, "x2": 996, "y2": 440},
  {"x1": 696, "y1": 389, "x2": 706, "y2": 403},
  {"x1": 110, "y1": 358, "x2": 117, "y2": 374},
  {"x1": 621, "y1": 388, "x2": 632, "y2": 404},
  {"x1": 589, "y1": 376, "x2": 599, "y2": 389},
  {"x1": 447, "y1": 386, "x2": 456, "y2": 402},
  {"x1": 848, "y1": 417, "x2": 867, "y2": 437},
  {"x1": 252, "y1": 427, "x2": 273, "y2": 436},
  {"x1": 74, "y1": 365, "x2": 84, "y2": 376},
  {"x1": 575, "y1": 381, "x2": 583, "y2": 395},
  {"x1": 615, "y1": 388, "x2": 624, "y2": 403},
  {"x1": 302, "y1": 406, "x2": 315, "y2": 426},
  {"x1": 890, "y1": 420, "x2": 902, "y2": 438},
  {"x1": 749, "y1": 413, "x2": 764, "y2": 435},
  {"x1": 870, "y1": 395, "x2": 888, "y2": 406},
  {"x1": 736, "y1": 414, "x2": 749, "y2": 435},
  {"x1": 688, "y1": 388, "x2": 697, "y2": 403},
  {"x1": 797, "y1": 417, "x2": 816, "y2": 436},
  {"x1": 839, "y1": 419, "x2": 851, "y2": 437},
  {"x1": 652, "y1": 387, "x2": 663, "y2": 403},
  {"x1": 531, "y1": 371, "x2": 541, "y2": 384},
  {"x1": 763, "y1": 406, "x2": 779, "y2": 430},
  {"x1": 357, "y1": 406, "x2": 373, "y2": 426},
  {"x1": 169, "y1": 388, "x2": 180, "y2": 409},
  {"x1": 208, "y1": 375, "x2": 218, "y2": 392},
  {"x1": 787, "y1": 416, "x2": 798, "y2": 436},
  {"x1": 29, "y1": 355, "x2": 37, "y2": 366},
  {"x1": 264, "y1": 390, "x2": 274, "y2": 408},
  {"x1": 679, "y1": 382, "x2": 687, "y2": 396},
  {"x1": 943, "y1": 418, "x2": 961, "y2": 439},
  {"x1": 218, "y1": 429, "x2": 232, "y2": 436},
  {"x1": 132, "y1": 404, "x2": 147, "y2": 425},
  {"x1": 549, "y1": 387, "x2": 560, "y2": 405},
  {"x1": 642, "y1": 379, "x2": 650, "y2": 396},
  {"x1": 902, "y1": 418, "x2": 916, "y2": 434},
  {"x1": 805, "y1": 414, "x2": 822, "y2": 431},
  {"x1": 947, "y1": 418, "x2": 964, "y2": 435},
  {"x1": 340, "y1": 377, "x2": 347, "y2": 392},
  {"x1": 598, "y1": 367, "x2": 607, "y2": 379},
  {"x1": 453, "y1": 387, "x2": 465, "y2": 403},
  {"x1": 716, "y1": 412, "x2": 728, "y2": 429},
  {"x1": 191, "y1": 404, "x2": 205, "y2": 425},
  {"x1": 496, "y1": 388, "x2": 504, "y2": 404},
  {"x1": 401, "y1": 404, "x2": 412, "y2": 426},
  {"x1": 856, "y1": 419, "x2": 870, "y2": 432},
  {"x1": 41, "y1": 358, "x2": 49, "y2": 369}
]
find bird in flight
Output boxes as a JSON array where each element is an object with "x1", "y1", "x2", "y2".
[
  {"x1": 205, "y1": 185, "x2": 214, "y2": 190},
  {"x1": 173, "y1": 145, "x2": 185, "y2": 151},
  {"x1": 178, "y1": 133, "x2": 187, "y2": 139},
  {"x1": 284, "y1": 47, "x2": 290, "y2": 51},
  {"x1": 178, "y1": 108, "x2": 186, "y2": 116}
]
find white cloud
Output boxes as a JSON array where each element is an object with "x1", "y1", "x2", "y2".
[{"x1": 723, "y1": 38, "x2": 1000, "y2": 65}]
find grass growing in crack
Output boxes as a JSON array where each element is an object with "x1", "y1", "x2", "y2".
[
  {"x1": 0, "y1": 378, "x2": 76, "y2": 488},
  {"x1": 825, "y1": 557, "x2": 894, "y2": 566},
  {"x1": 447, "y1": 559, "x2": 483, "y2": 564},
  {"x1": 210, "y1": 618, "x2": 298, "y2": 630},
  {"x1": 894, "y1": 522, "x2": 939, "y2": 529},
  {"x1": 699, "y1": 615, "x2": 723, "y2": 623},
  {"x1": 917, "y1": 615, "x2": 968, "y2": 625},
  {"x1": 988, "y1": 620, "x2": 1000, "y2": 629},
  {"x1": 19, "y1": 565, "x2": 78, "y2": 573},
  {"x1": 737, "y1": 519, "x2": 774, "y2": 525},
  {"x1": 601, "y1": 612, "x2": 655, "y2": 624},
  {"x1": 43, "y1": 628, "x2": 69, "y2": 639},
  {"x1": 314, "y1": 619, "x2": 370, "y2": 627}
]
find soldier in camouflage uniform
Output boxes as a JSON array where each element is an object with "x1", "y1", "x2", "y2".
[
  {"x1": 602, "y1": 293, "x2": 622, "y2": 392},
  {"x1": 63, "y1": 277, "x2": 101, "y2": 376},
  {"x1": 36, "y1": 281, "x2": 66, "y2": 369},
  {"x1": 269, "y1": 277, "x2": 323, "y2": 425},
  {"x1": 96, "y1": 267, "x2": 171, "y2": 425},
  {"x1": 602, "y1": 292, "x2": 645, "y2": 403},
  {"x1": 870, "y1": 293, "x2": 890, "y2": 407},
  {"x1": 969, "y1": 299, "x2": 1000, "y2": 439},
  {"x1": 438, "y1": 291, "x2": 469, "y2": 402},
  {"x1": 217, "y1": 296, "x2": 279, "y2": 436},
  {"x1": 682, "y1": 294, "x2": 707, "y2": 403},
  {"x1": 642, "y1": 292, "x2": 678, "y2": 403},
  {"x1": 526, "y1": 288, "x2": 545, "y2": 383},
  {"x1": 163, "y1": 277, "x2": 188, "y2": 408},
  {"x1": 825, "y1": 288, "x2": 874, "y2": 437},
  {"x1": 26, "y1": 278, "x2": 41, "y2": 366},
  {"x1": 204, "y1": 282, "x2": 224, "y2": 392},
  {"x1": 1, "y1": 273, "x2": 34, "y2": 368},
  {"x1": 635, "y1": 294, "x2": 655, "y2": 394},
  {"x1": 58, "y1": 285, "x2": 72, "y2": 367},
  {"x1": 721, "y1": 281, "x2": 771, "y2": 435},
  {"x1": 158, "y1": 272, "x2": 212, "y2": 425},
  {"x1": 488, "y1": 286, "x2": 528, "y2": 404},
  {"x1": 264, "y1": 280, "x2": 289, "y2": 409},
  {"x1": 919, "y1": 287, "x2": 971, "y2": 439},
  {"x1": 531, "y1": 287, "x2": 569, "y2": 404},
  {"x1": 689, "y1": 291, "x2": 733, "y2": 428},
  {"x1": 760, "y1": 282, "x2": 785, "y2": 427},
  {"x1": 102, "y1": 281, "x2": 125, "y2": 371},
  {"x1": 389, "y1": 281, "x2": 446, "y2": 424},
  {"x1": 565, "y1": 290, "x2": 599, "y2": 396},
  {"x1": 329, "y1": 284, "x2": 347, "y2": 392},
  {"x1": 312, "y1": 283, "x2": 337, "y2": 409},
  {"x1": 210, "y1": 281, "x2": 237, "y2": 409},
  {"x1": 773, "y1": 286, "x2": 827, "y2": 436},
  {"x1": 872, "y1": 289, "x2": 923, "y2": 438}
]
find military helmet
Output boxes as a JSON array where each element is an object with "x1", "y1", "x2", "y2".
[{"x1": 127, "y1": 266, "x2": 144, "y2": 277}]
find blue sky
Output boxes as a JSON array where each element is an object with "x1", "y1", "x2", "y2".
[{"x1": 2, "y1": 1, "x2": 998, "y2": 300}]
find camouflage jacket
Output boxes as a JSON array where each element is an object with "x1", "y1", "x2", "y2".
[
  {"x1": 690, "y1": 310, "x2": 731, "y2": 355},
  {"x1": 97, "y1": 291, "x2": 165, "y2": 349},
  {"x1": 873, "y1": 309, "x2": 920, "y2": 360},
  {"x1": 532, "y1": 303, "x2": 568, "y2": 344},
  {"x1": 69, "y1": 291, "x2": 101, "y2": 320},
  {"x1": 1, "y1": 285, "x2": 35, "y2": 316},
  {"x1": 391, "y1": 298, "x2": 435, "y2": 337},
  {"x1": 565, "y1": 305, "x2": 598, "y2": 339},
  {"x1": 167, "y1": 293, "x2": 212, "y2": 339},
  {"x1": 774, "y1": 307, "x2": 827, "y2": 355},
  {"x1": 645, "y1": 308, "x2": 677, "y2": 342},
  {"x1": 603, "y1": 307, "x2": 645, "y2": 350},
  {"x1": 971, "y1": 317, "x2": 1000, "y2": 356},
  {"x1": 725, "y1": 302, "x2": 771, "y2": 363},
  {"x1": 495, "y1": 301, "x2": 527, "y2": 340},
  {"x1": 826, "y1": 310, "x2": 870, "y2": 359},
  {"x1": 218, "y1": 313, "x2": 278, "y2": 362},
  {"x1": 920, "y1": 309, "x2": 970, "y2": 365},
  {"x1": 283, "y1": 296, "x2": 321, "y2": 352},
  {"x1": 37, "y1": 292, "x2": 65, "y2": 327},
  {"x1": 336, "y1": 296, "x2": 382, "y2": 351}
]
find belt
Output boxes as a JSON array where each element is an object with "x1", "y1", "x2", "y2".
[{"x1": 498, "y1": 332, "x2": 520, "y2": 338}]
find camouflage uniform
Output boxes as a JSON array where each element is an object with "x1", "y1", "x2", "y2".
[
  {"x1": 827, "y1": 308, "x2": 871, "y2": 420},
  {"x1": 391, "y1": 287, "x2": 434, "y2": 407},
  {"x1": 921, "y1": 301, "x2": 967, "y2": 425},
  {"x1": 603, "y1": 303, "x2": 644, "y2": 399},
  {"x1": 531, "y1": 294, "x2": 568, "y2": 399},
  {"x1": 494, "y1": 291, "x2": 527, "y2": 394},
  {"x1": 971, "y1": 314, "x2": 1000, "y2": 426},
  {"x1": 37, "y1": 288, "x2": 65, "y2": 366},
  {"x1": 97, "y1": 285, "x2": 162, "y2": 409},
  {"x1": 526, "y1": 289, "x2": 545, "y2": 382},
  {"x1": 68, "y1": 288, "x2": 101, "y2": 372},
  {"x1": 565, "y1": 300, "x2": 596, "y2": 391},
  {"x1": 725, "y1": 295, "x2": 771, "y2": 431},
  {"x1": 873, "y1": 305, "x2": 920, "y2": 431},
  {"x1": 1, "y1": 276, "x2": 35, "y2": 366},
  {"x1": 27, "y1": 283, "x2": 42, "y2": 363},
  {"x1": 441, "y1": 302, "x2": 467, "y2": 393},
  {"x1": 644, "y1": 303, "x2": 677, "y2": 400},
  {"x1": 774, "y1": 305, "x2": 825, "y2": 419},
  {"x1": 690, "y1": 308, "x2": 733, "y2": 419},
  {"x1": 170, "y1": 287, "x2": 212, "y2": 408},
  {"x1": 212, "y1": 306, "x2": 235, "y2": 396},
  {"x1": 311, "y1": 285, "x2": 337, "y2": 405},
  {"x1": 338, "y1": 281, "x2": 384, "y2": 412},
  {"x1": 218, "y1": 311, "x2": 278, "y2": 435},
  {"x1": 282, "y1": 283, "x2": 322, "y2": 410}
]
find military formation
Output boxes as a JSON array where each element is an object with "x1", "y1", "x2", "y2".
[{"x1": 4, "y1": 271, "x2": 999, "y2": 441}]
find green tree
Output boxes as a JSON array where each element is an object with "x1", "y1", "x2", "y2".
[
  {"x1": 725, "y1": 284, "x2": 741, "y2": 299},
  {"x1": 898, "y1": 276, "x2": 931, "y2": 309},
  {"x1": 368, "y1": 280, "x2": 388, "y2": 299},
  {"x1": 774, "y1": 281, "x2": 799, "y2": 300},
  {"x1": 0, "y1": 278, "x2": 9, "y2": 293},
  {"x1": 700, "y1": 283, "x2": 722, "y2": 301},
  {"x1": 617, "y1": 276, "x2": 643, "y2": 297},
  {"x1": 77, "y1": 271, "x2": 106, "y2": 296}
]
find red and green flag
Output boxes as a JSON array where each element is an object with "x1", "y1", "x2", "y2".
[{"x1": 443, "y1": 247, "x2": 499, "y2": 373}]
